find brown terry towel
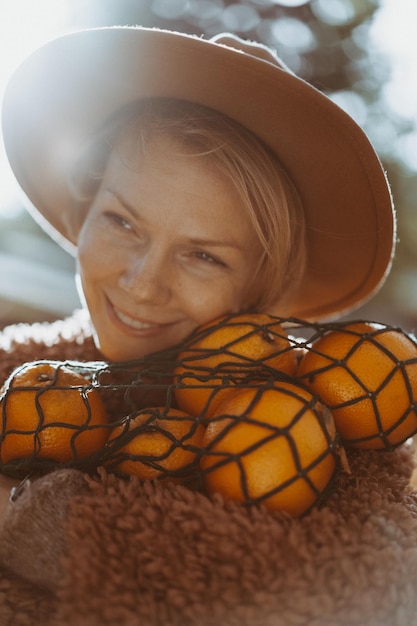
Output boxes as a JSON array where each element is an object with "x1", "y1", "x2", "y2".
[{"x1": 0, "y1": 311, "x2": 417, "y2": 626}]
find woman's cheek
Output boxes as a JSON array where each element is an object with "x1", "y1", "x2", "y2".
[{"x1": 180, "y1": 277, "x2": 242, "y2": 324}]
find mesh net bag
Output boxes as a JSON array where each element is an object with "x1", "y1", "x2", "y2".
[
  {"x1": 296, "y1": 320, "x2": 417, "y2": 450},
  {"x1": 1, "y1": 314, "x2": 416, "y2": 514}
]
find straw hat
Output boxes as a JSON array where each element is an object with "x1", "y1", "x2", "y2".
[{"x1": 1, "y1": 26, "x2": 395, "y2": 321}]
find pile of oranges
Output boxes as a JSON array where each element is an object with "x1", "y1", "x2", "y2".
[{"x1": 1, "y1": 313, "x2": 417, "y2": 517}]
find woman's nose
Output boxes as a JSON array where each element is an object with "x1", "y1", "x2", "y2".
[{"x1": 118, "y1": 251, "x2": 172, "y2": 304}]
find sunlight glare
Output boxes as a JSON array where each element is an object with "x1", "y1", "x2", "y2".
[
  {"x1": 370, "y1": 0, "x2": 417, "y2": 122},
  {"x1": 370, "y1": 0, "x2": 417, "y2": 172},
  {"x1": 0, "y1": 0, "x2": 72, "y2": 215}
]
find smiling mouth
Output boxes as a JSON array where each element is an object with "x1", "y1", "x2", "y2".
[{"x1": 113, "y1": 307, "x2": 159, "y2": 330}]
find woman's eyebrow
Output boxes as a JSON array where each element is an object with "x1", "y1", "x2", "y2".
[
  {"x1": 187, "y1": 237, "x2": 244, "y2": 251},
  {"x1": 106, "y1": 187, "x2": 142, "y2": 219},
  {"x1": 106, "y1": 187, "x2": 243, "y2": 251}
]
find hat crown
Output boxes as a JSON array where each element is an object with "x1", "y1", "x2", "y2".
[{"x1": 209, "y1": 33, "x2": 291, "y2": 73}]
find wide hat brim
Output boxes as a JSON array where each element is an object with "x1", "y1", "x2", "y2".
[{"x1": 1, "y1": 26, "x2": 395, "y2": 321}]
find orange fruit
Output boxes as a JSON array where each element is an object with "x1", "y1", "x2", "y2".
[
  {"x1": 105, "y1": 407, "x2": 205, "y2": 483},
  {"x1": 174, "y1": 313, "x2": 298, "y2": 418},
  {"x1": 200, "y1": 382, "x2": 339, "y2": 517},
  {"x1": 0, "y1": 361, "x2": 109, "y2": 466},
  {"x1": 297, "y1": 322, "x2": 417, "y2": 449}
]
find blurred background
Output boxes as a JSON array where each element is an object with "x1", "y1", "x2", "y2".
[{"x1": 0, "y1": 0, "x2": 416, "y2": 331}]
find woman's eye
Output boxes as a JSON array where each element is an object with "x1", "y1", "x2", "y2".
[
  {"x1": 105, "y1": 212, "x2": 133, "y2": 231},
  {"x1": 194, "y1": 251, "x2": 224, "y2": 266}
]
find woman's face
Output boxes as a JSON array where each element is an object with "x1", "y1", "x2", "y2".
[{"x1": 76, "y1": 133, "x2": 262, "y2": 361}]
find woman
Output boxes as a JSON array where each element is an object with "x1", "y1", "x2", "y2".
[
  {"x1": 2, "y1": 28, "x2": 395, "y2": 359},
  {"x1": 0, "y1": 28, "x2": 412, "y2": 626},
  {"x1": 70, "y1": 97, "x2": 307, "y2": 361}
]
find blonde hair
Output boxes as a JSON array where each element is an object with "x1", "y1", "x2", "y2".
[{"x1": 70, "y1": 98, "x2": 306, "y2": 313}]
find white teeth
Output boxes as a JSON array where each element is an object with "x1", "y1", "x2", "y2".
[{"x1": 114, "y1": 308, "x2": 156, "y2": 330}]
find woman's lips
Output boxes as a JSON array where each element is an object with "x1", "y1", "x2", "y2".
[
  {"x1": 114, "y1": 307, "x2": 158, "y2": 330},
  {"x1": 108, "y1": 299, "x2": 174, "y2": 336}
]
